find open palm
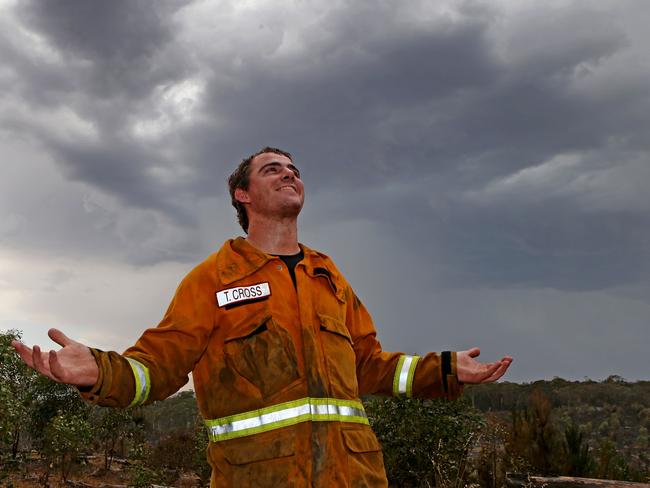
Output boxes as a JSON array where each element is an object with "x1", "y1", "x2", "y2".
[
  {"x1": 456, "y1": 347, "x2": 512, "y2": 384},
  {"x1": 11, "y1": 328, "x2": 98, "y2": 387}
]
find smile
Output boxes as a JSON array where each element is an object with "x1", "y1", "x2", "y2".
[{"x1": 278, "y1": 185, "x2": 298, "y2": 193}]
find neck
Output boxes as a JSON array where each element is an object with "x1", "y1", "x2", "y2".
[{"x1": 245, "y1": 215, "x2": 300, "y2": 255}]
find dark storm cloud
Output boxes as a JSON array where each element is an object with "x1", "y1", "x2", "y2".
[
  {"x1": 189, "y1": 1, "x2": 637, "y2": 187},
  {"x1": 16, "y1": 0, "x2": 186, "y2": 100},
  {"x1": 47, "y1": 137, "x2": 197, "y2": 224},
  {"x1": 190, "y1": 2, "x2": 503, "y2": 189},
  {"x1": 3, "y1": 0, "x2": 198, "y2": 224},
  {"x1": 310, "y1": 166, "x2": 650, "y2": 292},
  {"x1": 2, "y1": 0, "x2": 649, "y2": 292}
]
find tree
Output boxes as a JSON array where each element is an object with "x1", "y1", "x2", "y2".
[
  {"x1": 141, "y1": 391, "x2": 198, "y2": 443},
  {"x1": 595, "y1": 438, "x2": 630, "y2": 481},
  {"x1": 563, "y1": 422, "x2": 594, "y2": 477},
  {"x1": 637, "y1": 426, "x2": 649, "y2": 450},
  {"x1": 146, "y1": 412, "x2": 211, "y2": 485},
  {"x1": 476, "y1": 413, "x2": 510, "y2": 488},
  {"x1": 193, "y1": 412, "x2": 211, "y2": 484},
  {"x1": 148, "y1": 428, "x2": 196, "y2": 484},
  {"x1": 90, "y1": 407, "x2": 139, "y2": 470},
  {"x1": 27, "y1": 375, "x2": 88, "y2": 452},
  {"x1": 0, "y1": 330, "x2": 39, "y2": 462},
  {"x1": 507, "y1": 389, "x2": 563, "y2": 475},
  {"x1": 42, "y1": 411, "x2": 93, "y2": 482}
]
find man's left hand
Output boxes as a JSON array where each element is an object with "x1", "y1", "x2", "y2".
[{"x1": 456, "y1": 348, "x2": 512, "y2": 384}]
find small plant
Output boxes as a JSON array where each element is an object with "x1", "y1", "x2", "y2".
[{"x1": 128, "y1": 462, "x2": 160, "y2": 488}]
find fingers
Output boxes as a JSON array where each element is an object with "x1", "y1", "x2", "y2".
[
  {"x1": 11, "y1": 341, "x2": 54, "y2": 379},
  {"x1": 11, "y1": 340, "x2": 36, "y2": 368},
  {"x1": 32, "y1": 345, "x2": 54, "y2": 379},
  {"x1": 48, "y1": 328, "x2": 73, "y2": 348},
  {"x1": 488, "y1": 361, "x2": 510, "y2": 382},
  {"x1": 11, "y1": 332, "x2": 87, "y2": 385},
  {"x1": 11, "y1": 336, "x2": 76, "y2": 384},
  {"x1": 482, "y1": 358, "x2": 513, "y2": 383},
  {"x1": 49, "y1": 350, "x2": 68, "y2": 383},
  {"x1": 467, "y1": 347, "x2": 481, "y2": 358},
  {"x1": 481, "y1": 360, "x2": 501, "y2": 378}
]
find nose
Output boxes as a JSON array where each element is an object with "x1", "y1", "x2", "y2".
[{"x1": 280, "y1": 166, "x2": 295, "y2": 181}]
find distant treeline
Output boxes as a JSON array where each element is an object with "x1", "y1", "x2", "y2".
[{"x1": 467, "y1": 376, "x2": 650, "y2": 412}]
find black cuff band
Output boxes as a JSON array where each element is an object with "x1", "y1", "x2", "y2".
[{"x1": 441, "y1": 351, "x2": 452, "y2": 393}]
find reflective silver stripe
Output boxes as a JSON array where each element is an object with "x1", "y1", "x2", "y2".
[
  {"x1": 205, "y1": 397, "x2": 368, "y2": 442},
  {"x1": 126, "y1": 357, "x2": 150, "y2": 407},
  {"x1": 393, "y1": 354, "x2": 420, "y2": 397}
]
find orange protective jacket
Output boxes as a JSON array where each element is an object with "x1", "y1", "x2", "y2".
[{"x1": 82, "y1": 238, "x2": 462, "y2": 487}]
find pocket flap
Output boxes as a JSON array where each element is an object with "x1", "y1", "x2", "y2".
[
  {"x1": 342, "y1": 429, "x2": 382, "y2": 453},
  {"x1": 224, "y1": 308, "x2": 271, "y2": 342},
  {"x1": 318, "y1": 313, "x2": 352, "y2": 343},
  {"x1": 312, "y1": 266, "x2": 347, "y2": 303},
  {"x1": 223, "y1": 431, "x2": 295, "y2": 465}
]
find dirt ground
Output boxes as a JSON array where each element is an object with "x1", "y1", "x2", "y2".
[
  {"x1": 4, "y1": 456, "x2": 128, "y2": 488},
  {"x1": 3, "y1": 455, "x2": 203, "y2": 488}
]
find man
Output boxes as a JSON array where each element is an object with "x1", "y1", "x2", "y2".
[{"x1": 13, "y1": 147, "x2": 512, "y2": 487}]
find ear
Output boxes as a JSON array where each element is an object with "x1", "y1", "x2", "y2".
[{"x1": 234, "y1": 187, "x2": 251, "y2": 204}]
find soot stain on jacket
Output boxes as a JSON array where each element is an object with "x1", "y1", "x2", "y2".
[{"x1": 226, "y1": 321, "x2": 300, "y2": 398}]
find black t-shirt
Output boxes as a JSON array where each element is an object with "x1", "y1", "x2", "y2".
[{"x1": 275, "y1": 249, "x2": 304, "y2": 289}]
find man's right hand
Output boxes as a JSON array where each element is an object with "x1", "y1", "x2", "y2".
[{"x1": 11, "y1": 328, "x2": 99, "y2": 387}]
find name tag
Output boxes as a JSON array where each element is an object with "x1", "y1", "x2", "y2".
[{"x1": 216, "y1": 282, "x2": 271, "y2": 308}]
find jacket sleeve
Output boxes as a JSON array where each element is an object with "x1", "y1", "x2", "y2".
[
  {"x1": 345, "y1": 286, "x2": 463, "y2": 401},
  {"x1": 79, "y1": 262, "x2": 216, "y2": 408}
]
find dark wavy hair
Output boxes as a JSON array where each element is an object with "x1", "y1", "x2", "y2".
[{"x1": 227, "y1": 146, "x2": 293, "y2": 233}]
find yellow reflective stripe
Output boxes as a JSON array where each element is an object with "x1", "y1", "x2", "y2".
[
  {"x1": 393, "y1": 355, "x2": 406, "y2": 396},
  {"x1": 126, "y1": 357, "x2": 150, "y2": 407},
  {"x1": 204, "y1": 397, "x2": 368, "y2": 442},
  {"x1": 393, "y1": 354, "x2": 420, "y2": 397},
  {"x1": 405, "y1": 355, "x2": 420, "y2": 397}
]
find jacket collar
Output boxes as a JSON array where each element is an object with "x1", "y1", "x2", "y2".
[
  {"x1": 216, "y1": 237, "x2": 270, "y2": 285},
  {"x1": 217, "y1": 237, "x2": 347, "y2": 302}
]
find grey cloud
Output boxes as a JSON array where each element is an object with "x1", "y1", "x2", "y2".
[
  {"x1": 189, "y1": 4, "x2": 502, "y2": 190},
  {"x1": 303, "y1": 162, "x2": 650, "y2": 292},
  {"x1": 6, "y1": 0, "x2": 645, "y2": 196},
  {"x1": 46, "y1": 137, "x2": 197, "y2": 224},
  {"x1": 17, "y1": 1, "x2": 175, "y2": 59},
  {"x1": 16, "y1": 0, "x2": 187, "y2": 100},
  {"x1": 0, "y1": 31, "x2": 76, "y2": 109},
  {"x1": 432, "y1": 205, "x2": 650, "y2": 290},
  {"x1": 2, "y1": 0, "x2": 201, "y2": 235},
  {"x1": 188, "y1": 1, "x2": 637, "y2": 188},
  {"x1": 0, "y1": 137, "x2": 207, "y2": 267},
  {"x1": 2, "y1": 0, "x2": 649, "y2": 290}
]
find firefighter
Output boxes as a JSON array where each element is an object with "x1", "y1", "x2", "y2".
[{"x1": 12, "y1": 147, "x2": 512, "y2": 486}]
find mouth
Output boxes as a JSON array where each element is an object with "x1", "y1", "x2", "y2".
[{"x1": 277, "y1": 185, "x2": 298, "y2": 193}]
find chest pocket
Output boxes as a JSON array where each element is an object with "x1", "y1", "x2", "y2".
[
  {"x1": 224, "y1": 308, "x2": 301, "y2": 399},
  {"x1": 318, "y1": 313, "x2": 359, "y2": 398}
]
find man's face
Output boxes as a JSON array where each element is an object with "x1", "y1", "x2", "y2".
[{"x1": 235, "y1": 152, "x2": 305, "y2": 221}]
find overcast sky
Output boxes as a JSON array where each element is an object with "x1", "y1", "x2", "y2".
[{"x1": 1, "y1": 0, "x2": 649, "y2": 384}]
